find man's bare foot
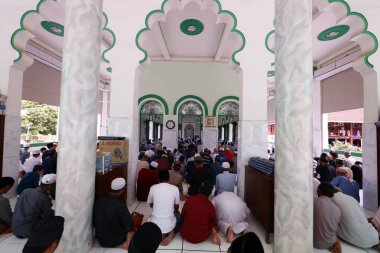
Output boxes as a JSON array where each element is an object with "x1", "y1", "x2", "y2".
[
  {"x1": 227, "y1": 227, "x2": 234, "y2": 243},
  {"x1": 161, "y1": 231, "x2": 176, "y2": 246},
  {"x1": 212, "y1": 234, "x2": 221, "y2": 245},
  {"x1": 330, "y1": 240, "x2": 341, "y2": 253}
]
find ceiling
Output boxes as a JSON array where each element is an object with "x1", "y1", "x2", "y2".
[
  {"x1": 12, "y1": 0, "x2": 116, "y2": 83},
  {"x1": 136, "y1": 0, "x2": 245, "y2": 70}
]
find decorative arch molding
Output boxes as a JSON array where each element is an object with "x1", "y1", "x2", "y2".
[
  {"x1": 138, "y1": 94, "x2": 169, "y2": 115},
  {"x1": 136, "y1": 0, "x2": 246, "y2": 68},
  {"x1": 173, "y1": 95, "x2": 209, "y2": 116},
  {"x1": 265, "y1": 0, "x2": 378, "y2": 69},
  {"x1": 10, "y1": 0, "x2": 116, "y2": 74},
  {"x1": 212, "y1": 96, "x2": 239, "y2": 116}
]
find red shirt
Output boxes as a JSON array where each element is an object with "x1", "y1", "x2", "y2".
[
  {"x1": 180, "y1": 194, "x2": 216, "y2": 243},
  {"x1": 136, "y1": 168, "x2": 159, "y2": 201},
  {"x1": 224, "y1": 151, "x2": 234, "y2": 162}
]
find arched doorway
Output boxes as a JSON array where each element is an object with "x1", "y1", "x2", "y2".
[
  {"x1": 178, "y1": 101, "x2": 203, "y2": 141},
  {"x1": 139, "y1": 100, "x2": 164, "y2": 150},
  {"x1": 218, "y1": 101, "x2": 239, "y2": 143}
]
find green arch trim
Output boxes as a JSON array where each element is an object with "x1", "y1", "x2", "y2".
[
  {"x1": 264, "y1": 0, "x2": 378, "y2": 68},
  {"x1": 135, "y1": 0, "x2": 246, "y2": 65},
  {"x1": 101, "y1": 12, "x2": 116, "y2": 63},
  {"x1": 173, "y1": 95, "x2": 209, "y2": 116},
  {"x1": 11, "y1": 0, "x2": 116, "y2": 64},
  {"x1": 265, "y1": 30, "x2": 275, "y2": 55},
  {"x1": 212, "y1": 96, "x2": 239, "y2": 116},
  {"x1": 138, "y1": 94, "x2": 169, "y2": 115}
]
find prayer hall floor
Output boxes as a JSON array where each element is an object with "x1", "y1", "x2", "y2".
[{"x1": 0, "y1": 195, "x2": 379, "y2": 252}]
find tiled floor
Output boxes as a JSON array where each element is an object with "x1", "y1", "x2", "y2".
[{"x1": 1, "y1": 193, "x2": 379, "y2": 252}]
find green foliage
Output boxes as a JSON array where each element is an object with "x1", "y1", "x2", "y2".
[
  {"x1": 21, "y1": 100, "x2": 58, "y2": 135},
  {"x1": 330, "y1": 140, "x2": 362, "y2": 153}
]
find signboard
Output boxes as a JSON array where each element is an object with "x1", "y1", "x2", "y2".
[{"x1": 205, "y1": 116, "x2": 217, "y2": 128}]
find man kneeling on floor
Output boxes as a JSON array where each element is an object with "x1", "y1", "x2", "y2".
[
  {"x1": 147, "y1": 170, "x2": 180, "y2": 246},
  {"x1": 212, "y1": 192, "x2": 250, "y2": 243},
  {"x1": 22, "y1": 216, "x2": 64, "y2": 253},
  {"x1": 13, "y1": 174, "x2": 56, "y2": 238},
  {"x1": 180, "y1": 176, "x2": 221, "y2": 245},
  {"x1": 94, "y1": 178, "x2": 134, "y2": 249}
]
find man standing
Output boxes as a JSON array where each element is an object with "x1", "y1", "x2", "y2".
[
  {"x1": 20, "y1": 143, "x2": 31, "y2": 164},
  {"x1": 212, "y1": 192, "x2": 250, "y2": 243},
  {"x1": 94, "y1": 178, "x2": 135, "y2": 249},
  {"x1": 0, "y1": 177, "x2": 15, "y2": 234},
  {"x1": 313, "y1": 182, "x2": 341, "y2": 253},
  {"x1": 147, "y1": 170, "x2": 180, "y2": 246},
  {"x1": 23, "y1": 150, "x2": 42, "y2": 173},
  {"x1": 12, "y1": 174, "x2": 56, "y2": 238},
  {"x1": 215, "y1": 162, "x2": 236, "y2": 195}
]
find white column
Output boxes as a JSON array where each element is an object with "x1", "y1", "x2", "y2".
[
  {"x1": 100, "y1": 90, "x2": 109, "y2": 136},
  {"x1": 149, "y1": 120, "x2": 153, "y2": 140},
  {"x1": 313, "y1": 80, "x2": 322, "y2": 157},
  {"x1": 55, "y1": 0, "x2": 103, "y2": 252},
  {"x1": 228, "y1": 123, "x2": 233, "y2": 142},
  {"x1": 274, "y1": 0, "x2": 313, "y2": 252},
  {"x1": 157, "y1": 124, "x2": 161, "y2": 139}
]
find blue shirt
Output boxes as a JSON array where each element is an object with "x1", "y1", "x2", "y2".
[
  {"x1": 331, "y1": 176, "x2": 360, "y2": 202},
  {"x1": 215, "y1": 171, "x2": 236, "y2": 195},
  {"x1": 17, "y1": 172, "x2": 40, "y2": 195},
  {"x1": 20, "y1": 150, "x2": 30, "y2": 164}
]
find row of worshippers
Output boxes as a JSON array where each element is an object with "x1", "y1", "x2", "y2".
[
  {"x1": 93, "y1": 176, "x2": 264, "y2": 253},
  {"x1": 19, "y1": 142, "x2": 58, "y2": 184},
  {"x1": 314, "y1": 151, "x2": 362, "y2": 202},
  {"x1": 313, "y1": 181, "x2": 380, "y2": 252}
]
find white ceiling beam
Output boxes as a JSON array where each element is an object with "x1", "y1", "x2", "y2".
[
  {"x1": 214, "y1": 24, "x2": 228, "y2": 61},
  {"x1": 152, "y1": 22, "x2": 171, "y2": 60}
]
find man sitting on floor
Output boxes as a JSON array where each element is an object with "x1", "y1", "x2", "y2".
[
  {"x1": 187, "y1": 156, "x2": 213, "y2": 196},
  {"x1": 315, "y1": 157, "x2": 335, "y2": 183},
  {"x1": 332, "y1": 188, "x2": 379, "y2": 249},
  {"x1": 215, "y1": 162, "x2": 236, "y2": 195},
  {"x1": 169, "y1": 162, "x2": 185, "y2": 201},
  {"x1": 94, "y1": 178, "x2": 135, "y2": 249},
  {"x1": 17, "y1": 165, "x2": 44, "y2": 195},
  {"x1": 331, "y1": 160, "x2": 360, "y2": 202},
  {"x1": 314, "y1": 182, "x2": 341, "y2": 253},
  {"x1": 22, "y1": 216, "x2": 64, "y2": 253},
  {"x1": 147, "y1": 170, "x2": 180, "y2": 246},
  {"x1": 180, "y1": 177, "x2": 220, "y2": 245},
  {"x1": 0, "y1": 177, "x2": 15, "y2": 234},
  {"x1": 212, "y1": 192, "x2": 250, "y2": 243},
  {"x1": 136, "y1": 161, "x2": 159, "y2": 201},
  {"x1": 13, "y1": 174, "x2": 56, "y2": 238},
  {"x1": 228, "y1": 232, "x2": 264, "y2": 253}
]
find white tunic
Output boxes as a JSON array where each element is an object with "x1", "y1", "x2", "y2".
[
  {"x1": 212, "y1": 192, "x2": 250, "y2": 235},
  {"x1": 332, "y1": 192, "x2": 379, "y2": 248},
  {"x1": 23, "y1": 157, "x2": 41, "y2": 173}
]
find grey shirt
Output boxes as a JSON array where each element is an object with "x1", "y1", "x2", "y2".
[
  {"x1": 12, "y1": 187, "x2": 54, "y2": 238},
  {"x1": 314, "y1": 196, "x2": 341, "y2": 249},
  {"x1": 0, "y1": 195, "x2": 12, "y2": 225}
]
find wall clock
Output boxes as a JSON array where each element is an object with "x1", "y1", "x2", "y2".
[{"x1": 166, "y1": 120, "x2": 175, "y2": 129}]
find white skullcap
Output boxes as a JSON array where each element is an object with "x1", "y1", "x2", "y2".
[
  {"x1": 41, "y1": 174, "x2": 56, "y2": 185},
  {"x1": 150, "y1": 161, "x2": 159, "y2": 168},
  {"x1": 111, "y1": 178, "x2": 126, "y2": 191},
  {"x1": 222, "y1": 162, "x2": 230, "y2": 169},
  {"x1": 23, "y1": 143, "x2": 30, "y2": 148},
  {"x1": 194, "y1": 153, "x2": 201, "y2": 158},
  {"x1": 219, "y1": 147, "x2": 224, "y2": 151},
  {"x1": 32, "y1": 149, "x2": 40, "y2": 155},
  {"x1": 144, "y1": 151, "x2": 151, "y2": 157}
]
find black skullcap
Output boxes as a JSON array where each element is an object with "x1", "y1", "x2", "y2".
[
  {"x1": 228, "y1": 232, "x2": 264, "y2": 253},
  {"x1": 0, "y1": 177, "x2": 15, "y2": 189},
  {"x1": 23, "y1": 216, "x2": 65, "y2": 252},
  {"x1": 128, "y1": 222, "x2": 162, "y2": 253}
]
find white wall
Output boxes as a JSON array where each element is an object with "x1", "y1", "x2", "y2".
[{"x1": 138, "y1": 61, "x2": 242, "y2": 116}]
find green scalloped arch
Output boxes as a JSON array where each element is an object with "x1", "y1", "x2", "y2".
[
  {"x1": 11, "y1": 0, "x2": 116, "y2": 64},
  {"x1": 102, "y1": 12, "x2": 116, "y2": 63},
  {"x1": 136, "y1": 0, "x2": 246, "y2": 65},
  {"x1": 212, "y1": 96, "x2": 239, "y2": 116},
  {"x1": 265, "y1": 30, "x2": 275, "y2": 55},
  {"x1": 265, "y1": 0, "x2": 378, "y2": 68},
  {"x1": 173, "y1": 95, "x2": 209, "y2": 116},
  {"x1": 138, "y1": 94, "x2": 169, "y2": 115}
]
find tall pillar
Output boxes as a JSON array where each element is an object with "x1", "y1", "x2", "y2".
[
  {"x1": 274, "y1": 0, "x2": 313, "y2": 252},
  {"x1": 55, "y1": 0, "x2": 103, "y2": 252}
]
